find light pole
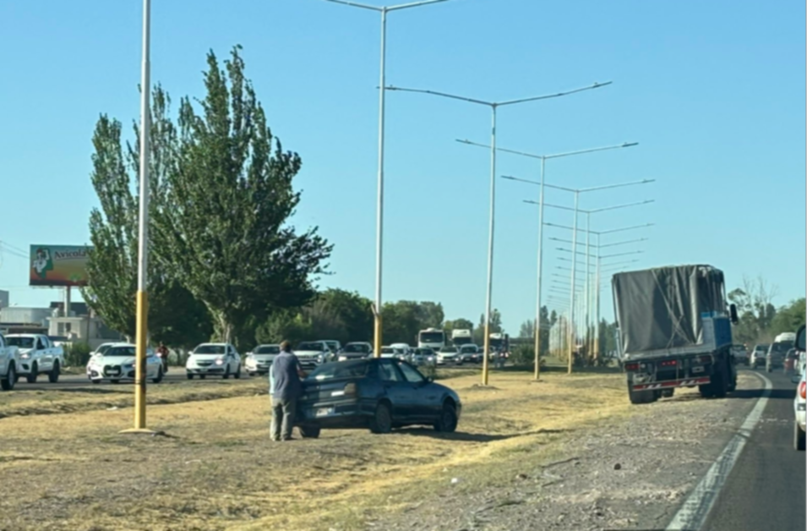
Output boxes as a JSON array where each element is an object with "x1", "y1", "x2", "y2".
[
  {"x1": 455, "y1": 140, "x2": 638, "y2": 380},
  {"x1": 122, "y1": 0, "x2": 152, "y2": 434},
  {"x1": 386, "y1": 82, "x2": 612, "y2": 384},
  {"x1": 323, "y1": 0, "x2": 456, "y2": 358}
]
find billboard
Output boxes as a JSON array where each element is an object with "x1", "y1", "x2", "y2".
[{"x1": 29, "y1": 245, "x2": 91, "y2": 287}]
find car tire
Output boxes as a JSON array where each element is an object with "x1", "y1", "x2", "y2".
[
  {"x1": 49, "y1": 361, "x2": 60, "y2": 384},
  {"x1": 299, "y1": 426, "x2": 321, "y2": 439},
  {"x1": 234, "y1": 364, "x2": 241, "y2": 380},
  {"x1": 152, "y1": 367, "x2": 164, "y2": 384},
  {"x1": 1, "y1": 363, "x2": 16, "y2": 391},
  {"x1": 795, "y1": 423, "x2": 806, "y2": 451},
  {"x1": 199, "y1": 375, "x2": 206, "y2": 380},
  {"x1": 434, "y1": 402, "x2": 458, "y2": 433},
  {"x1": 91, "y1": 379, "x2": 101, "y2": 385},
  {"x1": 369, "y1": 402, "x2": 393, "y2": 434},
  {"x1": 187, "y1": 373, "x2": 194, "y2": 380},
  {"x1": 223, "y1": 365, "x2": 230, "y2": 380},
  {"x1": 26, "y1": 364, "x2": 38, "y2": 384}
]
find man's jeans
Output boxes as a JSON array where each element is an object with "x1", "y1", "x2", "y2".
[{"x1": 271, "y1": 397, "x2": 297, "y2": 441}]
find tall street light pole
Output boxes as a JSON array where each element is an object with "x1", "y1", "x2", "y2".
[
  {"x1": 122, "y1": 0, "x2": 152, "y2": 434},
  {"x1": 464, "y1": 140, "x2": 637, "y2": 380},
  {"x1": 323, "y1": 0, "x2": 455, "y2": 358},
  {"x1": 387, "y1": 82, "x2": 612, "y2": 384}
]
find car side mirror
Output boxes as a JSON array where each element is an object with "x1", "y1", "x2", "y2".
[{"x1": 729, "y1": 304, "x2": 739, "y2": 324}]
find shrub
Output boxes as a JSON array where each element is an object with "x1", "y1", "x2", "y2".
[{"x1": 64, "y1": 342, "x2": 92, "y2": 367}]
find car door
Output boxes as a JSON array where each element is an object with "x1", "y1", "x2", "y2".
[
  {"x1": 396, "y1": 361, "x2": 439, "y2": 421},
  {"x1": 377, "y1": 359, "x2": 413, "y2": 421},
  {"x1": 37, "y1": 337, "x2": 52, "y2": 371}
]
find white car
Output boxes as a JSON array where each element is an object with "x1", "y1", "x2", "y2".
[
  {"x1": 751, "y1": 344, "x2": 769, "y2": 368},
  {"x1": 4, "y1": 333, "x2": 64, "y2": 383},
  {"x1": 186, "y1": 343, "x2": 242, "y2": 379},
  {"x1": 338, "y1": 342, "x2": 373, "y2": 361},
  {"x1": 380, "y1": 346, "x2": 396, "y2": 359},
  {"x1": 246, "y1": 344, "x2": 280, "y2": 376},
  {"x1": 86, "y1": 343, "x2": 164, "y2": 384},
  {"x1": 91, "y1": 342, "x2": 118, "y2": 357},
  {"x1": 294, "y1": 341, "x2": 331, "y2": 370},
  {"x1": 436, "y1": 346, "x2": 459, "y2": 365},
  {"x1": 411, "y1": 347, "x2": 437, "y2": 367},
  {"x1": 793, "y1": 326, "x2": 806, "y2": 451}
]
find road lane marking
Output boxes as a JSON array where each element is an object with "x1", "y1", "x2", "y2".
[{"x1": 665, "y1": 372, "x2": 772, "y2": 531}]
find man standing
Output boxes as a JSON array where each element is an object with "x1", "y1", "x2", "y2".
[{"x1": 270, "y1": 341, "x2": 306, "y2": 441}]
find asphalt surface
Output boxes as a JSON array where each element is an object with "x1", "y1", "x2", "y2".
[{"x1": 702, "y1": 369, "x2": 805, "y2": 531}]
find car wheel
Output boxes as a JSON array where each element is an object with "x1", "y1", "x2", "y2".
[
  {"x1": 186, "y1": 373, "x2": 194, "y2": 380},
  {"x1": 234, "y1": 364, "x2": 241, "y2": 379},
  {"x1": 434, "y1": 402, "x2": 458, "y2": 433},
  {"x1": 152, "y1": 367, "x2": 164, "y2": 384},
  {"x1": 26, "y1": 363, "x2": 38, "y2": 384},
  {"x1": 1, "y1": 363, "x2": 16, "y2": 391},
  {"x1": 199, "y1": 375, "x2": 206, "y2": 380},
  {"x1": 369, "y1": 402, "x2": 393, "y2": 434},
  {"x1": 49, "y1": 361, "x2": 60, "y2": 384},
  {"x1": 91, "y1": 379, "x2": 101, "y2": 385},
  {"x1": 795, "y1": 423, "x2": 806, "y2": 451},
  {"x1": 223, "y1": 365, "x2": 230, "y2": 380},
  {"x1": 299, "y1": 426, "x2": 321, "y2": 439}
]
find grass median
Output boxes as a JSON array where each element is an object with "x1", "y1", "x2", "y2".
[{"x1": 0, "y1": 368, "x2": 653, "y2": 531}]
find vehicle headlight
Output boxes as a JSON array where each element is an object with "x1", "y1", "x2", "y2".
[
  {"x1": 214, "y1": 358, "x2": 224, "y2": 366},
  {"x1": 21, "y1": 353, "x2": 30, "y2": 360}
]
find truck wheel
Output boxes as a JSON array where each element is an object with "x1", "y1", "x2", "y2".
[
  {"x1": 699, "y1": 384, "x2": 714, "y2": 398},
  {"x1": 26, "y1": 364, "x2": 38, "y2": 384},
  {"x1": 48, "y1": 361, "x2": 60, "y2": 383},
  {"x1": 794, "y1": 423, "x2": 805, "y2": 451},
  {"x1": 661, "y1": 389, "x2": 675, "y2": 398},
  {"x1": 711, "y1": 362, "x2": 728, "y2": 398},
  {"x1": 1, "y1": 363, "x2": 16, "y2": 391},
  {"x1": 629, "y1": 388, "x2": 654, "y2": 404}
]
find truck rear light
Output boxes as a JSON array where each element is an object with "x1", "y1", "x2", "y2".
[
  {"x1": 799, "y1": 381, "x2": 806, "y2": 400},
  {"x1": 660, "y1": 360, "x2": 677, "y2": 367},
  {"x1": 625, "y1": 362, "x2": 639, "y2": 372},
  {"x1": 698, "y1": 355, "x2": 711, "y2": 364}
]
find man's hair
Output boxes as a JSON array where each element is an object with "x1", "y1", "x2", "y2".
[{"x1": 279, "y1": 340, "x2": 291, "y2": 351}]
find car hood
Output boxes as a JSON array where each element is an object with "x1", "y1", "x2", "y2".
[
  {"x1": 17, "y1": 348, "x2": 33, "y2": 355},
  {"x1": 94, "y1": 356, "x2": 136, "y2": 367},
  {"x1": 190, "y1": 354, "x2": 226, "y2": 361},
  {"x1": 251, "y1": 354, "x2": 277, "y2": 361},
  {"x1": 295, "y1": 350, "x2": 324, "y2": 358}
]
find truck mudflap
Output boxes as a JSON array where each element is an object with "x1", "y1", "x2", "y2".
[{"x1": 632, "y1": 377, "x2": 711, "y2": 391}]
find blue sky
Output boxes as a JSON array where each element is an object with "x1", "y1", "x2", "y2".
[{"x1": 0, "y1": 0, "x2": 804, "y2": 333}]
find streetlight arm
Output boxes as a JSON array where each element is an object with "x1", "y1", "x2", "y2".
[
  {"x1": 600, "y1": 250, "x2": 644, "y2": 259},
  {"x1": 386, "y1": 86, "x2": 490, "y2": 106},
  {"x1": 388, "y1": 0, "x2": 453, "y2": 11},
  {"x1": 498, "y1": 81, "x2": 613, "y2": 106},
  {"x1": 578, "y1": 179, "x2": 656, "y2": 193},
  {"x1": 322, "y1": 0, "x2": 383, "y2": 11},
  {"x1": 464, "y1": 141, "x2": 638, "y2": 163},
  {"x1": 587, "y1": 199, "x2": 654, "y2": 213},
  {"x1": 599, "y1": 237, "x2": 648, "y2": 248},
  {"x1": 598, "y1": 223, "x2": 655, "y2": 235},
  {"x1": 524, "y1": 200, "x2": 576, "y2": 213}
]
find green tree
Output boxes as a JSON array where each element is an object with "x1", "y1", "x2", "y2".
[
  {"x1": 519, "y1": 319, "x2": 534, "y2": 339},
  {"x1": 416, "y1": 302, "x2": 444, "y2": 329},
  {"x1": 474, "y1": 309, "x2": 502, "y2": 344},
  {"x1": 728, "y1": 276, "x2": 780, "y2": 345},
  {"x1": 770, "y1": 298, "x2": 806, "y2": 337},
  {"x1": 155, "y1": 47, "x2": 332, "y2": 343}
]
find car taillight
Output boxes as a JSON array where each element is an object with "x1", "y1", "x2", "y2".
[
  {"x1": 660, "y1": 360, "x2": 677, "y2": 367},
  {"x1": 344, "y1": 383, "x2": 357, "y2": 396},
  {"x1": 799, "y1": 381, "x2": 806, "y2": 400}
]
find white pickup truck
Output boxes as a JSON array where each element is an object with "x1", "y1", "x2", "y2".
[
  {"x1": 0, "y1": 333, "x2": 20, "y2": 390},
  {"x1": 4, "y1": 333, "x2": 64, "y2": 383}
]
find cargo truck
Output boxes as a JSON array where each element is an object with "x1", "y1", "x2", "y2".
[{"x1": 613, "y1": 265, "x2": 739, "y2": 405}]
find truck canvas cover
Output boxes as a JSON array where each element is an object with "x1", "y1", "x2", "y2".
[{"x1": 612, "y1": 265, "x2": 726, "y2": 356}]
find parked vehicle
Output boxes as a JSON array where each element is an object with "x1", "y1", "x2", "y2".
[
  {"x1": 185, "y1": 343, "x2": 242, "y2": 379},
  {"x1": 417, "y1": 328, "x2": 446, "y2": 352},
  {"x1": 0, "y1": 333, "x2": 20, "y2": 391},
  {"x1": 246, "y1": 344, "x2": 280, "y2": 376},
  {"x1": 458, "y1": 344, "x2": 481, "y2": 364},
  {"x1": 4, "y1": 333, "x2": 64, "y2": 383},
  {"x1": 451, "y1": 329, "x2": 473, "y2": 348},
  {"x1": 294, "y1": 341, "x2": 331, "y2": 370},
  {"x1": 320, "y1": 340, "x2": 342, "y2": 362},
  {"x1": 86, "y1": 343, "x2": 164, "y2": 384},
  {"x1": 338, "y1": 342, "x2": 373, "y2": 361},
  {"x1": 613, "y1": 265, "x2": 739, "y2": 404},
  {"x1": 766, "y1": 334, "x2": 795, "y2": 372},
  {"x1": 436, "y1": 346, "x2": 459, "y2": 365},
  {"x1": 295, "y1": 358, "x2": 461, "y2": 437},
  {"x1": 390, "y1": 343, "x2": 412, "y2": 361},
  {"x1": 751, "y1": 344, "x2": 769, "y2": 368},
  {"x1": 730, "y1": 344, "x2": 749, "y2": 366},
  {"x1": 792, "y1": 325, "x2": 806, "y2": 451}
]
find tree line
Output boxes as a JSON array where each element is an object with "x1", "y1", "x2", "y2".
[
  {"x1": 728, "y1": 276, "x2": 805, "y2": 346},
  {"x1": 80, "y1": 45, "x2": 507, "y2": 352}
]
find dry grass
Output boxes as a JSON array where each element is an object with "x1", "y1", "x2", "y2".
[{"x1": 0, "y1": 370, "x2": 653, "y2": 531}]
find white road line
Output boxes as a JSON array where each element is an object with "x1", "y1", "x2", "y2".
[{"x1": 665, "y1": 372, "x2": 773, "y2": 531}]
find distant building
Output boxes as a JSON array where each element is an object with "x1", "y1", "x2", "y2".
[
  {"x1": 0, "y1": 301, "x2": 123, "y2": 348},
  {"x1": 0, "y1": 290, "x2": 8, "y2": 310}
]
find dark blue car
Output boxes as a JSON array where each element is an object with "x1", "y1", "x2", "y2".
[{"x1": 295, "y1": 358, "x2": 461, "y2": 438}]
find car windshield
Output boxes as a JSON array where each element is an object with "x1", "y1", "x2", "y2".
[
  {"x1": 324, "y1": 342, "x2": 339, "y2": 350},
  {"x1": 105, "y1": 346, "x2": 136, "y2": 357},
  {"x1": 419, "y1": 332, "x2": 444, "y2": 343},
  {"x1": 755, "y1": 345, "x2": 768, "y2": 352},
  {"x1": 460, "y1": 346, "x2": 477, "y2": 353},
  {"x1": 5, "y1": 337, "x2": 35, "y2": 348},
  {"x1": 96, "y1": 344, "x2": 114, "y2": 355},
  {"x1": 194, "y1": 345, "x2": 226, "y2": 354},
  {"x1": 255, "y1": 345, "x2": 280, "y2": 354},
  {"x1": 307, "y1": 361, "x2": 370, "y2": 381},
  {"x1": 415, "y1": 349, "x2": 432, "y2": 355},
  {"x1": 770, "y1": 341, "x2": 794, "y2": 353},
  {"x1": 441, "y1": 347, "x2": 457, "y2": 353},
  {"x1": 381, "y1": 348, "x2": 393, "y2": 354},
  {"x1": 297, "y1": 342, "x2": 323, "y2": 351},
  {"x1": 344, "y1": 344, "x2": 370, "y2": 353}
]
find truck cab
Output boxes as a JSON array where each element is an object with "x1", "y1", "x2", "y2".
[{"x1": 4, "y1": 333, "x2": 64, "y2": 383}]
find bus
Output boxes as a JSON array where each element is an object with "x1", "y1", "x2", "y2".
[{"x1": 417, "y1": 328, "x2": 446, "y2": 351}]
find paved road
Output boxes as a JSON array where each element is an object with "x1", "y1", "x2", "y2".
[
  {"x1": 12, "y1": 371, "x2": 258, "y2": 391},
  {"x1": 703, "y1": 369, "x2": 805, "y2": 531}
]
